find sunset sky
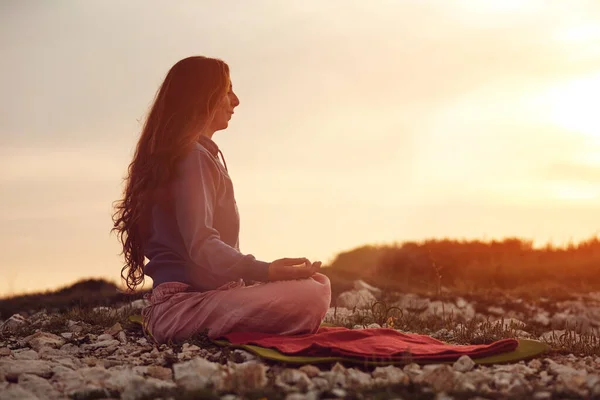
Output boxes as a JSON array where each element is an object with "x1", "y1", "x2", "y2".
[{"x1": 1, "y1": 1, "x2": 599, "y2": 296}]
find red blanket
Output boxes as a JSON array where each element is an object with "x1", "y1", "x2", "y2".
[{"x1": 223, "y1": 326, "x2": 519, "y2": 362}]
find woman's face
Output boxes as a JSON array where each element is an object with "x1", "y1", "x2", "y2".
[{"x1": 210, "y1": 80, "x2": 240, "y2": 132}]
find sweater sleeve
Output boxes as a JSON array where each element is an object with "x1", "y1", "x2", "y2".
[{"x1": 173, "y1": 148, "x2": 270, "y2": 282}]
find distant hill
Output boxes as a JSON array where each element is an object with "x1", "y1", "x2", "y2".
[
  {"x1": 0, "y1": 278, "x2": 147, "y2": 319},
  {"x1": 321, "y1": 236, "x2": 600, "y2": 297}
]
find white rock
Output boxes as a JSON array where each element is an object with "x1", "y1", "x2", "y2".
[
  {"x1": 455, "y1": 297, "x2": 468, "y2": 308},
  {"x1": 590, "y1": 383, "x2": 600, "y2": 399},
  {"x1": 120, "y1": 375, "x2": 177, "y2": 400},
  {"x1": 336, "y1": 289, "x2": 377, "y2": 310},
  {"x1": 103, "y1": 367, "x2": 141, "y2": 391},
  {"x1": 0, "y1": 314, "x2": 28, "y2": 333},
  {"x1": 22, "y1": 332, "x2": 65, "y2": 351},
  {"x1": 491, "y1": 371, "x2": 514, "y2": 390},
  {"x1": 426, "y1": 301, "x2": 475, "y2": 320},
  {"x1": 0, "y1": 384, "x2": 39, "y2": 400},
  {"x1": 60, "y1": 332, "x2": 73, "y2": 340},
  {"x1": 515, "y1": 329, "x2": 533, "y2": 338},
  {"x1": 372, "y1": 365, "x2": 409, "y2": 385},
  {"x1": 299, "y1": 365, "x2": 320, "y2": 378},
  {"x1": 310, "y1": 376, "x2": 330, "y2": 391},
  {"x1": 539, "y1": 370, "x2": 553, "y2": 386},
  {"x1": 533, "y1": 391, "x2": 552, "y2": 400},
  {"x1": 52, "y1": 366, "x2": 113, "y2": 397},
  {"x1": 221, "y1": 395, "x2": 241, "y2": 400},
  {"x1": 528, "y1": 359, "x2": 542, "y2": 369},
  {"x1": 59, "y1": 343, "x2": 80, "y2": 355},
  {"x1": 394, "y1": 294, "x2": 430, "y2": 311},
  {"x1": 118, "y1": 331, "x2": 127, "y2": 344},
  {"x1": 13, "y1": 349, "x2": 39, "y2": 361},
  {"x1": 130, "y1": 299, "x2": 150, "y2": 310},
  {"x1": 18, "y1": 373, "x2": 62, "y2": 399},
  {"x1": 353, "y1": 280, "x2": 382, "y2": 296},
  {"x1": 286, "y1": 393, "x2": 318, "y2": 400},
  {"x1": 105, "y1": 322, "x2": 123, "y2": 336},
  {"x1": 487, "y1": 306, "x2": 505, "y2": 316},
  {"x1": 97, "y1": 334, "x2": 113, "y2": 341},
  {"x1": 533, "y1": 311, "x2": 551, "y2": 326},
  {"x1": 136, "y1": 365, "x2": 173, "y2": 381},
  {"x1": 457, "y1": 379, "x2": 476, "y2": 392},
  {"x1": 345, "y1": 368, "x2": 373, "y2": 388},
  {"x1": 494, "y1": 363, "x2": 535, "y2": 376},
  {"x1": 549, "y1": 361, "x2": 587, "y2": 379},
  {"x1": 53, "y1": 357, "x2": 80, "y2": 370},
  {"x1": 415, "y1": 364, "x2": 457, "y2": 392},
  {"x1": 182, "y1": 343, "x2": 200, "y2": 351},
  {"x1": 0, "y1": 360, "x2": 53, "y2": 380},
  {"x1": 403, "y1": 362, "x2": 422, "y2": 379},
  {"x1": 37, "y1": 347, "x2": 67, "y2": 360},
  {"x1": 173, "y1": 357, "x2": 225, "y2": 391},
  {"x1": 453, "y1": 355, "x2": 475, "y2": 372},
  {"x1": 586, "y1": 374, "x2": 600, "y2": 390},
  {"x1": 50, "y1": 368, "x2": 85, "y2": 394},
  {"x1": 435, "y1": 392, "x2": 454, "y2": 400},
  {"x1": 68, "y1": 385, "x2": 112, "y2": 400},
  {"x1": 551, "y1": 312, "x2": 593, "y2": 334},
  {"x1": 321, "y1": 363, "x2": 346, "y2": 388},
  {"x1": 559, "y1": 373, "x2": 588, "y2": 395},
  {"x1": 224, "y1": 362, "x2": 268, "y2": 392},
  {"x1": 275, "y1": 368, "x2": 313, "y2": 392}
]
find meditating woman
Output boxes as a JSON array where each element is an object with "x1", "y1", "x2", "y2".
[{"x1": 112, "y1": 56, "x2": 331, "y2": 344}]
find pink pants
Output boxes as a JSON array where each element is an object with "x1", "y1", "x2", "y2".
[{"x1": 141, "y1": 273, "x2": 331, "y2": 344}]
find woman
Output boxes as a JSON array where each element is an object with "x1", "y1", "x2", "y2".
[{"x1": 112, "y1": 56, "x2": 331, "y2": 344}]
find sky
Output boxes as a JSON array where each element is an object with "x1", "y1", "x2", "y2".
[{"x1": 1, "y1": 0, "x2": 599, "y2": 296}]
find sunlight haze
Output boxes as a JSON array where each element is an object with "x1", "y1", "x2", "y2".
[{"x1": 1, "y1": 0, "x2": 599, "y2": 296}]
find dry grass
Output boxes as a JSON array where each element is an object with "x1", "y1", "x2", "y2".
[{"x1": 324, "y1": 297, "x2": 600, "y2": 358}]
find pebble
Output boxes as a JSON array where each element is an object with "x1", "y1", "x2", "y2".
[{"x1": 0, "y1": 289, "x2": 597, "y2": 399}]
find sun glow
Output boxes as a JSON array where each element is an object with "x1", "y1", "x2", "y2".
[{"x1": 543, "y1": 73, "x2": 600, "y2": 140}]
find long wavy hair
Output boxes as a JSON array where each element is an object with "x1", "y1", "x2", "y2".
[{"x1": 112, "y1": 56, "x2": 231, "y2": 292}]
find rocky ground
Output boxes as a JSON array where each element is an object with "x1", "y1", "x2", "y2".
[{"x1": 1, "y1": 281, "x2": 600, "y2": 400}]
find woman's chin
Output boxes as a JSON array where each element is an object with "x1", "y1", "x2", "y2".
[{"x1": 216, "y1": 122, "x2": 229, "y2": 132}]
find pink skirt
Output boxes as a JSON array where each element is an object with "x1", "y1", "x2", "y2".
[{"x1": 141, "y1": 273, "x2": 331, "y2": 344}]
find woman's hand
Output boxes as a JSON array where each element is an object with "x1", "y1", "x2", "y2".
[{"x1": 267, "y1": 257, "x2": 322, "y2": 282}]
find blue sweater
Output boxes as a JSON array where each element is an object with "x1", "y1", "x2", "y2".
[{"x1": 143, "y1": 136, "x2": 270, "y2": 291}]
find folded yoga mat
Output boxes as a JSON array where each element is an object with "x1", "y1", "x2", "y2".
[
  {"x1": 218, "y1": 326, "x2": 550, "y2": 366},
  {"x1": 214, "y1": 337, "x2": 549, "y2": 366},
  {"x1": 128, "y1": 315, "x2": 550, "y2": 366}
]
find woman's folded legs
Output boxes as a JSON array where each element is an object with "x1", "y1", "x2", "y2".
[{"x1": 144, "y1": 273, "x2": 332, "y2": 344}]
